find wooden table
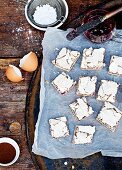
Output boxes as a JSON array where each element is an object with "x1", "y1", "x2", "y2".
[{"x1": 0, "y1": 0, "x2": 122, "y2": 169}]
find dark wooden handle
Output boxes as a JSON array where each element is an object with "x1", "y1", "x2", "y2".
[{"x1": 103, "y1": 6, "x2": 122, "y2": 21}]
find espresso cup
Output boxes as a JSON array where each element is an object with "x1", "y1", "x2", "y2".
[{"x1": 0, "y1": 137, "x2": 20, "y2": 166}]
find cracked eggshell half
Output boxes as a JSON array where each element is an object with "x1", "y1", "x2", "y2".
[
  {"x1": 19, "y1": 52, "x2": 38, "y2": 72},
  {"x1": 6, "y1": 65, "x2": 24, "y2": 83}
]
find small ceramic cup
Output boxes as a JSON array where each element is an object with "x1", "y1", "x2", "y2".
[{"x1": 0, "y1": 137, "x2": 20, "y2": 166}]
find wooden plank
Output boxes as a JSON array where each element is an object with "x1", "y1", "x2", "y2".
[
  {"x1": 0, "y1": 58, "x2": 33, "y2": 102},
  {"x1": 0, "y1": 57, "x2": 34, "y2": 168},
  {"x1": 0, "y1": 0, "x2": 43, "y2": 58}
]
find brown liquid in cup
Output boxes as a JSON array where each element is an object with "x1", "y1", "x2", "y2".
[{"x1": 0, "y1": 142, "x2": 16, "y2": 164}]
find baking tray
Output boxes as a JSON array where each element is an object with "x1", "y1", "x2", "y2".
[{"x1": 25, "y1": 3, "x2": 122, "y2": 168}]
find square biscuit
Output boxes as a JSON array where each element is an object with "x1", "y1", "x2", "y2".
[
  {"x1": 49, "y1": 117, "x2": 69, "y2": 138},
  {"x1": 81, "y1": 47, "x2": 105, "y2": 70},
  {"x1": 73, "y1": 125, "x2": 96, "y2": 144},
  {"x1": 96, "y1": 102, "x2": 122, "y2": 132},
  {"x1": 69, "y1": 97, "x2": 94, "y2": 120},
  {"x1": 52, "y1": 72, "x2": 76, "y2": 94},
  {"x1": 109, "y1": 55, "x2": 122, "y2": 76},
  {"x1": 77, "y1": 76, "x2": 97, "y2": 96},
  {"x1": 97, "y1": 80, "x2": 119, "y2": 103},
  {"x1": 52, "y1": 48, "x2": 80, "y2": 72}
]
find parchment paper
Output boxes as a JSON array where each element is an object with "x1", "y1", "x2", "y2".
[{"x1": 32, "y1": 27, "x2": 122, "y2": 159}]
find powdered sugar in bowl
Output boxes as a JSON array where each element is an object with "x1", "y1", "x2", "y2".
[{"x1": 25, "y1": 0, "x2": 68, "y2": 31}]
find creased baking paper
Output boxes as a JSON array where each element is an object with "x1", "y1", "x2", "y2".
[{"x1": 32, "y1": 27, "x2": 122, "y2": 159}]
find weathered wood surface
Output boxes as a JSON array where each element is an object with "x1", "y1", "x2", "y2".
[
  {"x1": 1, "y1": 0, "x2": 121, "y2": 169},
  {"x1": 0, "y1": 0, "x2": 42, "y2": 169}
]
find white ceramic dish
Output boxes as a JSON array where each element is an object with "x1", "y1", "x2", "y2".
[{"x1": 0, "y1": 137, "x2": 20, "y2": 166}]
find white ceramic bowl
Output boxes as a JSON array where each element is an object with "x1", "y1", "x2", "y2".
[
  {"x1": 25, "y1": 0, "x2": 69, "y2": 31},
  {"x1": 0, "y1": 137, "x2": 20, "y2": 166}
]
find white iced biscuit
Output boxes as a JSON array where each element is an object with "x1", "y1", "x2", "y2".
[
  {"x1": 73, "y1": 125, "x2": 96, "y2": 144},
  {"x1": 52, "y1": 48, "x2": 80, "y2": 72},
  {"x1": 69, "y1": 97, "x2": 94, "y2": 120},
  {"x1": 97, "y1": 80, "x2": 119, "y2": 103},
  {"x1": 96, "y1": 102, "x2": 122, "y2": 132},
  {"x1": 81, "y1": 47, "x2": 105, "y2": 70},
  {"x1": 52, "y1": 72, "x2": 76, "y2": 94},
  {"x1": 49, "y1": 117, "x2": 69, "y2": 138},
  {"x1": 109, "y1": 55, "x2": 122, "y2": 76},
  {"x1": 77, "y1": 76, "x2": 97, "y2": 96}
]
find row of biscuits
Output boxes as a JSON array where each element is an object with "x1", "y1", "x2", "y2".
[
  {"x1": 52, "y1": 47, "x2": 122, "y2": 76},
  {"x1": 52, "y1": 72, "x2": 119, "y2": 104},
  {"x1": 49, "y1": 116, "x2": 96, "y2": 144},
  {"x1": 49, "y1": 101, "x2": 122, "y2": 144}
]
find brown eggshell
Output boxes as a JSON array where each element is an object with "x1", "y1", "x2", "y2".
[
  {"x1": 19, "y1": 52, "x2": 38, "y2": 72},
  {"x1": 6, "y1": 65, "x2": 24, "y2": 83}
]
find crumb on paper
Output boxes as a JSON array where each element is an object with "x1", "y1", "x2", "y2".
[{"x1": 45, "y1": 80, "x2": 49, "y2": 84}]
